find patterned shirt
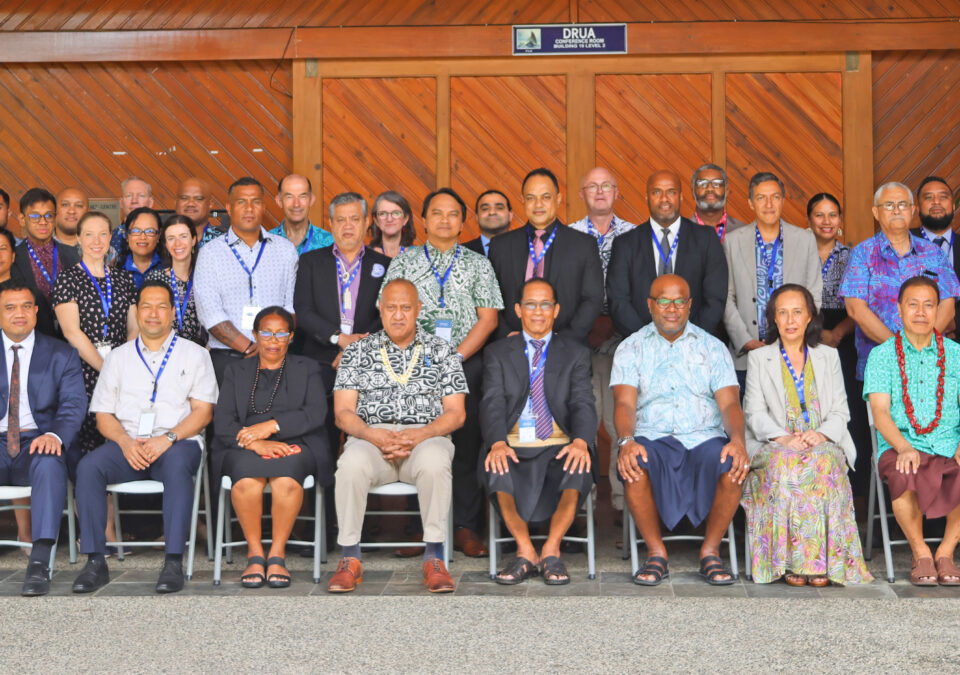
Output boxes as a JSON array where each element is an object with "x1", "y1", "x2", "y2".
[
  {"x1": 755, "y1": 227, "x2": 784, "y2": 341},
  {"x1": 820, "y1": 240, "x2": 850, "y2": 311},
  {"x1": 839, "y1": 231, "x2": 960, "y2": 379},
  {"x1": 383, "y1": 242, "x2": 504, "y2": 347},
  {"x1": 863, "y1": 334, "x2": 960, "y2": 458},
  {"x1": 568, "y1": 215, "x2": 637, "y2": 313},
  {"x1": 334, "y1": 327, "x2": 468, "y2": 425},
  {"x1": 122, "y1": 252, "x2": 164, "y2": 289},
  {"x1": 273, "y1": 221, "x2": 334, "y2": 256},
  {"x1": 197, "y1": 222, "x2": 227, "y2": 250},
  {"x1": 610, "y1": 321, "x2": 738, "y2": 448},
  {"x1": 194, "y1": 226, "x2": 298, "y2": 350}
]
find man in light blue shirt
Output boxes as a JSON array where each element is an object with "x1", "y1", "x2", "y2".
[
  {"x1": 612, "y1": 274, "x2": 748, "y2": 587},
  {"x1": 273, "y1": 174, "x2": 334, "y2": 256}
]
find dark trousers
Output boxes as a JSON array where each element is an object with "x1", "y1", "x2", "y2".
[
  {"x1": 0, "y1": 432, "x2": 66, "y2": 541},
  {"x1": 452, "y1": 353, "x2": 484, "y2": 532},
  {"x1": 210, "y1": 348, "x2": 245, "y2": 386},
  {"x1": 76, "y1": 439, "x2": 201, "y2": 555}
]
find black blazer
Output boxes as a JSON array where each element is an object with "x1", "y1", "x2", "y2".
[
  {"x1": 212, "y1": 355, "x2": 332, "y2": 485},
  {"x1": 463, "y1": 236, "x2": 486, "y2": 256},
  {"x1": 607, "y1": 217, "x2": 728, "y2": 337},
  {"x1": 11, "y1": 241, "x2": 81, "y2": 339},
  {"x1": 911, "y1": 227, "x2": 960, "y2": 277},
  {"x1": 487, "y1": 221, "x2": 603, "y2": 344},
  {"x1": 0, "y1": 332, "x2": 87, "y2": 450},
  {"x1": 479, "y1": 333, "x2": 597, "y2": 455},
  {"x1": 293, "y1": 246, "x2": 390, "y2": 368}
]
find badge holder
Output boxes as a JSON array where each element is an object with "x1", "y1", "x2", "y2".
[
  {"x1": 95, "y1": 342, "x2": 112, "y2": 358},
  {"x1": 137, "y1": 409, "x2": 157, "y2": 439},
  {"x1": 435, "y1": 316, "x2": 453, "y2": 342},
  {"x1": 340, "y1": 318, "x2": 354, "y2": 335},
  {"x1": 241, "y1": 304, "x2": 262, "y2": 331},
  {"x1": 518, "y1": 404, "x2": 538, "y2": 444}
]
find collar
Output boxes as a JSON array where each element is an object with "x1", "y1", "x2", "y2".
[
  {"x1": 1, "y1": 330, "x2": 36, "y2": 356},
  {"x1": 124, "y1": 252, "x2": 163, "y2": 273},
  {"x1": 381, "y1": 326, "x2": 426, "y2": 353},
  {"x1": 522, "y1": 330, "x2": 553, "y2": 349},
  {"x1": 333, "y1": 243, "x2": 364, "y2": 266},
  {"x1": 139, "y1": 329, "x2": 177, "y2": 355},
  {"x1": 425, "y1": 240, "x2": 459, "y2": 257},
  {"x1": 922, "y1": 226, "x2": 953, "y2": 243},
  {"x1": 876, "y1": 230, "x2": 917, "y2": 257},
  {"x1": 527, "y1": 219, "x2": 560, "y2": 237},
  {"x1": 694, "y1": 210, "x2": 727, "y2": 227},
  {"x1": 642, "y1": 320, "x2": 696, "y2": 345},
  {"x1": 26, "y1": 238, "x2": 55, "y2": 252},
  {"x1": 480, "y1": 234, "x2": 491, "y2": 248},
  {"x1": 228, "y1": 226, "x2": 268, "y2": 248},
  {"x1": 651, "y1": 217, "x2": 681, "y2": 235}
]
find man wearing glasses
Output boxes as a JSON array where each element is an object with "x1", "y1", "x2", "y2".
[
  {"x1": 613, "y1": 274, "x2": 747, "y2": 586},
  {"x1": 13, "y1": 188, "x2": 81, "y2": 339},
  {"x1": 690, "y1": 164, "x2": 747, "y2": 241},
  {"x1": 109, "y1": 177, "x2": 154, "y2": 264}
]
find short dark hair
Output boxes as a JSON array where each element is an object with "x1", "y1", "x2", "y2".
[
  {"x1": 475, "y1": 189, "x2": 512, "y2": 215},
  {"x1": 917, "y1": 175, "x2": 953, "y2": 197},
  {"x1": 158, "y1": 214, "x2": 198, "y2": 272},
  {"x1": 370, "y1": 191, "x2": 416, "y2": 248},
  {"x1": 748, "y1": 172, "x2": 785, "y2": 199},
  {"x1": 0, "y1": 228, "x2": 16, "y2": 251},
  {"x1": 253, "y1": 305, "x2": 294, "y2": 332},
  {"x1": 277, "y1": 174, "x2": 313, "y2": 195},
  {"x1": 137, "y1": 279, "x2": 174, "y2": 306},
  {"x1": 806, "y1": 192, "x2": 842, "y2": 218},
  {"x1": 764, "y1": 284, "x2": 822, "y2": 347},
  {"x1": 421, "y1": 187, "x2": 466, "y2": 220},
  {"x1": 228, "y1": 177, "x2": 264, "y2": 197},
  {"x1": 124, "y1": 206, "x2": 162, "y2": 233},
  {"x1": 517, "y1": 277, "x2": 556, "y2": 305},
  {"x1": 898, "y1": 275, "x2": 940, "y2": 303},
  {"x1": 0, "y1": 280, "x2": 36, "y2": 300},
  {"x1": 0, "y1": 188, "x2": 9, "y2": 209},
  {"x1": 522, "y1": 167, "x2": 560, "y2": 193},
  {"x1": 19, "y1": 187, "x2": 56, "y2": 213}
]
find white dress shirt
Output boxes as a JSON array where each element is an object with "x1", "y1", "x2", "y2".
[
  {"x1": 0, "y1": 330, "x2": 37, "y2": 433},
  {"x1": 650, "y1": 217, "x2": 682, "y2": 273}
]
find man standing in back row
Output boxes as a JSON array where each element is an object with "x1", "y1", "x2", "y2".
[{"x1": 690, "y1": 164, "x2": 747, "y2": 241}]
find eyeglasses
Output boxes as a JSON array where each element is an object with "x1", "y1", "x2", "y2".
[
  {"x1": 376, "y1": 210, "x2": 404, "y2": 221},
  {"x1": 695, "y1": 179, "x2": 725, "y2": 189},
  {"x1": 582, "y1": 182, "x2": 616, "y2": 194},
  {"x1": 257, "y1": 330, "x2": 291, "y2": 341},
  {"x1": 26, "y1": 213, "x2": 56, "y2": 223},
  {"x1": 520, "y1": 301, "x2": 556, "y2": 311},
  {"x1": 129, "y1": 228, "x2": 158, "y2": 237},
  {"x1": 649, "y1": 297, "x2": 690, "y2": 307},
  {"x1": 879, "y1": 200, "x2": 911, "y2": 212}
]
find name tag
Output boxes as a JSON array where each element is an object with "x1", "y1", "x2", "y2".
[
  {"x1": 137, "y1": 409, "x2": 157, "y2": 438},
  {"x1": 95, "y1": 342, "x2": 112, "y2": 359},
  {"x1": 241, "y1": 304, "x2": 261, "y2": 331},
  {"x1": 340, "y1": 320, "x2": 354, "y2": 335},
  {"x1": 435, "y1": 318, "x2": 453, "y2": 342},
  {"x1": 518, "y1": 415, "x2": 537, "y2": 444}
]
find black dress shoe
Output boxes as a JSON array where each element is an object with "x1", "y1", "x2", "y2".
[
  {"x1": 155, "y1": 560, "x2": 184, "y2": 594},
  {"x1": 72, "y1": 558, "x2": 110, "y2": 593},
  {"x1": 21, "y1": 561, "x2": 51, "y2": 597}
]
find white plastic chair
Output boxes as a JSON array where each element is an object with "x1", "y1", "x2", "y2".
[
  {"x1": 360, "y1": 481, "x2": 453, "y2": 564},
  {"x1": 625, "y1": 511, "x2": 739, "y2": 579},
  {"x1": 0, "y1": 485, "x2": 60, "y2": 568}
]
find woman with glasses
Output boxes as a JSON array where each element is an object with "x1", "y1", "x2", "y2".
[
  {"x1": 369, "y1": 191, "x2": 415, "y2": 258},
  {"x1": 212, "y1": 306, "x2": 330, "y2": 588},
  {"x1": 145, "y1": 215, "x2": 204, "y2": 346},
  {"x1": 114, "y1": 207, "x2": 164, "y2": 288}
]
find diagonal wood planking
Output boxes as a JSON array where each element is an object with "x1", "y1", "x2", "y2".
[
  {"x1": 321, "y1": 77, "x2": 436, "y2": 241},
  {"x1": 580, "y1": 0, "x2": 960, "y2": 21},
  {"x1": 595, "y1": 74, "x2": 712, "y2": 225},
  {"x1": 450, "y1": 75, "x2": 566, "y2": 241},
  {"x1": 0, "y1": 60, "x2": 292, "y2": 230},
  {"x1": 725, "y1": 72, "x2": 843, "y2": 228}
]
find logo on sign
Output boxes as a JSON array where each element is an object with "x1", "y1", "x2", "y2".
[{"x1": 516, "y1": 29, "x2": 541, "y2": 50}]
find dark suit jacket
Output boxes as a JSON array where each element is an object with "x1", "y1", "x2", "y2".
[
  {"x1": 487, "y1": 221, "x2": 603, "y2": 343},
  {"x1": 293, "y1": 246, "x2": 390, "y2": 383},
  {"x1": 911, "y1": 226, "x2": 960, "y2": 277},
  {"x1": 212, "y1": 355, "x2": 333, "y2": 485},
  {"x1": 607, "y1": 217, "x2": 728, "y2": 337},
  {"x1": 11, "y1": 241, "x2": 81, "y2": 339},
  {"x1": 0, "y1": 332, "x2": 87, "y2": 450},
  {"x1": 479, "y1": 333, "x2": 597, "y2": 456},
  {"x1": 463, "y1": 236, "x2": 486, "y2": 256}
]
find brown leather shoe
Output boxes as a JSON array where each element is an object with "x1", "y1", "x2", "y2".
[
  {"x1": 454, "y1": 527, "x2": 488, "y2": 557},
  {"x1": 327, "y1": 557, "x2": 363, "y2": 593},
  {"x1": 423, "y1": 558, "x2": 455, "y2": 593}
]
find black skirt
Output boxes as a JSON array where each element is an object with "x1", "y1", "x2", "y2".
[{"x1": 222, "y1": 446, "x2": 317, "y2": 486}]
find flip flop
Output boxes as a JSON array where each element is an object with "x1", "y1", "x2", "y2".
[
  {"x1": 910, "y1": 557, "x2": 938, "y2": 586},
  {"x1": 266, "y1": 556, "x2": 291, "y2": 588},
  {"x1": 935, "y1": 557, "x2": 960, "y2": 586},
  {"x1": 699, "y1": 555, "x2": 736, "y2": 586},
  {"x1": 539, "y1": 556, "x2": 570, "y2": 586},
  {"x1": 241, "y1": 556, "x2": 266, "y2": 589},
  {"x1": 633, "y1": 556, "x2": 668, "y2": 586},
  {"x1": 494, "y1": 556, "x2": 539, "y2": 585}
]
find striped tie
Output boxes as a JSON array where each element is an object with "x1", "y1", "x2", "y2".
[
  {"x1": 529, "y1": 339, "x2": 553, "y2": 440},
  {"x1": 7, "y1": 345, "x2": 20, "y2": 457}
]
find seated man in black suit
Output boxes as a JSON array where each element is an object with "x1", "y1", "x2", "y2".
[
  {"x1": 488, "y1": 168, "x2": 603, "y2": 344},
  {"x1": 13, "y1": 188, "x2": 81, "y2": 339},
  {"x1": 607, "y1": 169, "x2": 728, "y2": 337},
  {"x1": 464, "y1": 189, "x2": 513, "y2": 257},
  {"x1": 0, "y1": 282, "x2": 87, "y2": 596},
  {"x1": 481, "y1": 278, "x2": 596, "y2": 585}
]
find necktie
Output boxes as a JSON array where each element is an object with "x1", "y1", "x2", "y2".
[
  {"x1": 934, "y1": 237, "x2": 947, "y2": 251},
  {"x1": 658, "y1": 227, "x2": 672, "y2": 276},
  {"x1": 525, "y1": 229, "x2": 546, "y2": 281},
  {"x1": 529, "y1": 339, "x2": 553, "y2": 440},
  {"x1": 7, "y1": 345, "x2": 20, "y2": 457}
]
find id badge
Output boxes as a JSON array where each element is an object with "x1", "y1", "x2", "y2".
[
  {"x1": 137, "y1": 409, "x2": 157, "y2": 438},
  {"x1": 95, "y1": 342, "x2": 112, "y2": 358},
  {"x1": 340, "y1": 320, "x2": 354, "y2": 335},
  {"x1": 435, "y1": 318, "x2": 453, "y2": 342},
  {"x1": 518, "y1": 415, "x2": 537, "y2": 444},
  {"x1": 241, "y1": 304, "x2": 261, "y2": 331}
]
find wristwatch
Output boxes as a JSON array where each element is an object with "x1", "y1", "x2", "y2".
[
  {"x1": 617, "y1": 436, "x2": 633, "y2": 448},
  {"x1": 329, "y1": 332, "x2": 341, "y2": 345},
  {"x1": 165, "y1": 431, "x2": 178, "y2": 443}
]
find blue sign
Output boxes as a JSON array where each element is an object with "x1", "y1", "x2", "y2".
[{"x1": 513, "y1": 24, "x2": 627, "y2": 56}]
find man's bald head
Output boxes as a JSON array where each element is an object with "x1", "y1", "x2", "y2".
[
  {"x1": 580, "y1": 167, "x2": 619, "y2": 217},
  {"x1": 646, "y1": 170, "x2": 682, "y2": 227},
  {"x1": 650, "y1": 273, "x2": 690, "y2": 299},
  {"x1": 379, "y1": 278, "x2": 421, "y2": 346},
  {"x1": 176, "y1": 177, "x2": 213, "y2": 226},
  {"x1": 648, "y1": 274, "x2": 692, "y2": 341}
]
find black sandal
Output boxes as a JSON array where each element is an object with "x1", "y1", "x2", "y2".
[
  {"x1": 699, "y1": 555, "x2": 736, "y2": 586},
  {"x1": 266, "y1": 556, "x2": 292, "y2": 588},
  {"x1": 241, "y1": 556, "x2": 266, "y2": 588},
  {"x1": 633, "y1": 556, "x2": 669, "y2": 586},
  {"x1": 539, "y1": 556, "x2": 570, "y2": 585},
  {"x1": 495, "y1": 556, "x2": 539, "y2": 585}
]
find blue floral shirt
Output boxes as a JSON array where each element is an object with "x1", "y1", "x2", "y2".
[
  {"x1": 273, "y1": 222, "x2": 334, "y2": 256},
  {"x1": 755, "y1": 228, "x2": 784, "y2": 341}
]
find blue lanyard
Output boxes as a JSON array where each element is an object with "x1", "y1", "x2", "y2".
[
  {"x1": 335, "y1": 254, "x2": 363, "y2": 306},
  {"x1": 919, "y1": 228, "x2": 954, "y2": 252},
  {"x1": 524, "y1": 338, "x2": 550, "y2": 393},
  {"x1": 136, "y1": 335, "x2": 178, "y2": 404},
  {"x1": 780, "y1": 343, "x2": 810, "y2": 425},
  {"x1": 423, "y1": 244, "x2": 460, "y2": 308},
  {"x1": 756, "y1": 227, "x2": 782, "y2": 288},
  {"x1": 227, "y1": 232, "x2": 267, "y2": 300},
  {"x1": 651, "y1": 226, "x2": 680, "y2": 273},
  {"x1": 25, "y1": 241, "x2": 58, "y2": 288},
  {"x1": 527, "y1": 225, "x2": 558, "y2": 276},
  {"x1": 80, "y1": 261, "x2": 112, "y2": 340},
  {"x1": 169, "y1": 268, "x2": 193, "y2": 333},
  {"x1": 821, "y1": 249, "x2": 837, "y2": 278},
  {"x1": 586, "y1": 217, "x2": 608, "y2": 248}
]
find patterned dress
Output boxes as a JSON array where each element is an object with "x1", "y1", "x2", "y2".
[{"x1": 741, "y1": 358, "x2": 873, "y2": 585}]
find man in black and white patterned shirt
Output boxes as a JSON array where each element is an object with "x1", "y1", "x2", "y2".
[{"x1": 329, "y1": 279, "x2": 467, "y2": 593}]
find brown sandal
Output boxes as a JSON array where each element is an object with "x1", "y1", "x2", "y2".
[
  {"x1": 910, "y1": 557, "x2": 938, "y2": 586},
  {"x1": 935, "y1": 557, "x2": 960, "y2": 586},
  {"x1": 808, "y1": 576, "x2": 829, "y2": 587},
  {"x1": 784, "y1": 573, "x2": 807, "y2": 587}
]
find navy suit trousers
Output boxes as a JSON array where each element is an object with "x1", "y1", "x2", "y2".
[{"x1": 0, "y1": 432, "x2": 67, "y2": 541}]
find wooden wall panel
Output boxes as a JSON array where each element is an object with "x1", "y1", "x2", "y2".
[
  {"x1": 873, "y1": 51, "x2": 960, "y2": 199},
  {"x1": 450, "y1": 76, "x2": 566, "y2": 241},
  {"x1": 725, "y1": 72, "x2": 843, "y2": 228},
  {"x1": 581, "y1": 0, "x2": 960, "y2": 21},
  {"x1": 595, "y1": 74, "x2": 713, "y2": 225},
  {"x1": 0, "y1": 60, "x2": 292, "y2": 231},
  {"x1": 321, "y1": 77, "x2": 436, "y2": 240}
]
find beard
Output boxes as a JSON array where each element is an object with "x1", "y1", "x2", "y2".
[
  {"x1": 919, "y1": 210, "x2": 955, "y2": 233},
  {"x1": 57, "y1": 224, "x2": 78, "y2": 236},
  {"x1": 695, "y1": 195, "x2": 726, "y2": 212}
]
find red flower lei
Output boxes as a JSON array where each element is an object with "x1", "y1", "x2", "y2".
[{"x1": 895, "y1": 330, "x2": 946, "y2": 435}]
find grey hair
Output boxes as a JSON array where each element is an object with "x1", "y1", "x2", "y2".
[
  {"x1": 120, "y1": 176, "x2": 152, "y2": 196},
  {"x1": 873, "y1": 181, "x2": 914, "y2": 206},
  {"x1": 692, "y1": 163, "x2": 727, "y2": 194},
  {"x1": 328, "y1": 192, "x2": 368, "y2": 221}
]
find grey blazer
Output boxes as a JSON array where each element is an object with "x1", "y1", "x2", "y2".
[
  {"x1": 743, "y1": 343, "x2": 856, "y2": 469},
  {"x1": 722, "y1": 221, "x2": 822, "y2": 369}
]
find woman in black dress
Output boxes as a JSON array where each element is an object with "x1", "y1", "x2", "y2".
[
  {"x1": 145, "y1": 214, "x2": 205, "y2": 346},
  {"x1": 213, "y1": 307, "x2": 330, "y2": 588}
]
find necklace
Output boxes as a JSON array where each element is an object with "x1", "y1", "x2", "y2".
[
  {"x1": 895, "y1": 331, "x2": 946, "y2": 435},
  {"x1": 380, "y1": 340, "x2": 422, "y2": 386},
  {"x1": 248, "y1": 359, "x2": 286, "y2": 415}
]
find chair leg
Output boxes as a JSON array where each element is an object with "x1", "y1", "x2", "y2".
[
  {"x1": 621, "y1": 515, "x2": 630, "y2": 560},
  {"x1": 585, "y1": 491, "x2": 596, "y2": 580},
  {"x1": 744, "y1": 526, "x2": 752, "y2": 581},
  {"x1": 49, "y1": 535, "x2": 58, "y2": 571},
  {"x1": 628, "y1": 512, "x2": 639, "y2": 576},
  {"x1": 313, "y1": 484, "x2": 323, "y2": 582},
  {"x1": 67, "y1": 481, "x2": 77, "y2": 564},
  {"x1": 727, "y1": 522, "x2": 739, "y2": 580},
  {"x1": 213, "y1": 485, "x2": 227, "y2": 585},
  {"x1": 186, "y1": 465, "x2": 203, "y2": 581},
  {"x1": 875, "y1": 459, "x2": 896, "y2": 583},
  {"x1": 112, "y1": 492, "x2": 124, "y2": 561},
  {"x1": 444, "y1": 500, "x2": 453, "y2": 565},
  {"x1": 488, "y1": 500, "x2": 497, "y2": 580},
  {"x1": 864, "y1": 463, "x2": 877, "y2": 559},
  {"x1": 224, "y1": 492, "x2": 233, "y2": 565},
  {"x1": 203, "y1": 462, "x2": 214, "y2": 561}
]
